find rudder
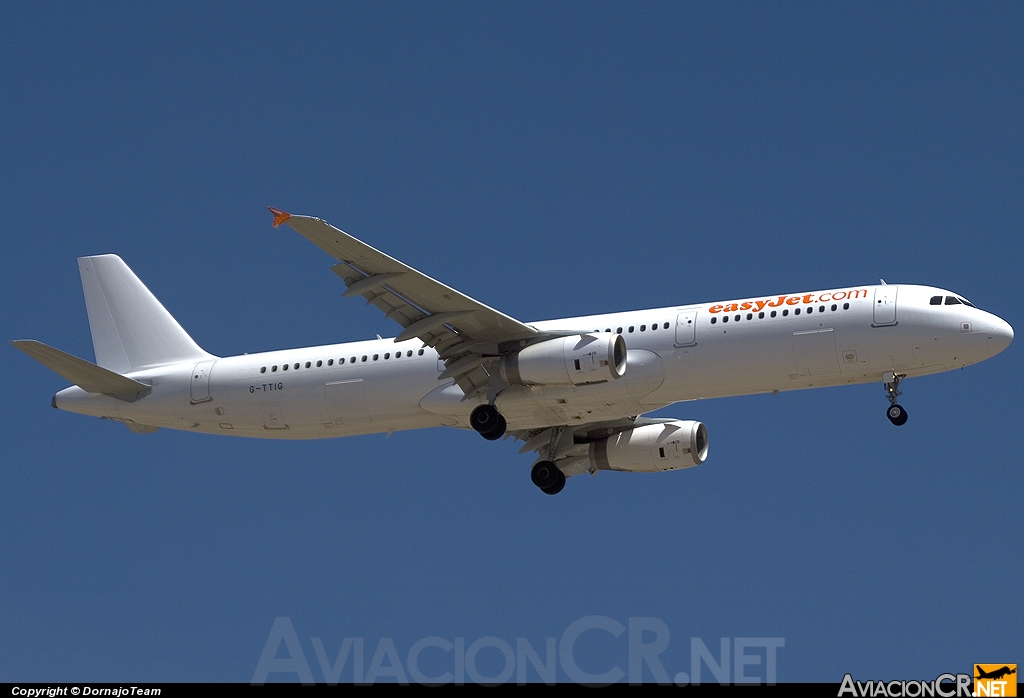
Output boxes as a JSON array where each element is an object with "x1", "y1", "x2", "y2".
[{"x1": 78, "y1": 255, "x2": 213, "y2": 372}]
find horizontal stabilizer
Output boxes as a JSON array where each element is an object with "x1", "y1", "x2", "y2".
[{"x1": 11, "y1": 340, "x2": 151, "y2": 402}]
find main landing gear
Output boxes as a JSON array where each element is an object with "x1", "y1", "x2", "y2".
[
  {"x1": 470, "y1": 404, "x2": 506, "y2": 441},
  {"x1": 531, "y1": 460, "x2": 566, "y2": 495},
  {"x1": 883, "y1": 372, "x2": 909, "y2": 426},
  {"x1": 470, "y1": 405, "x2": 566, "y2": 495}
]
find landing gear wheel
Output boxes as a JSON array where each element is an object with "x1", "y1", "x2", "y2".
[
  {"x1": 882, "y1": 372, "x2": 908, "y2": 427},
  {"x1": 482, "y1": 414, "x2": 506, "y2": 441},
  {"x1": 531, "y1": 460, "x2": 559, "y2": 489},
  {"x1": 887, "y1": 404, "x2": 908, "y2": 426},
  {"x1": 470, "y1": 404, "x2": 506, "y2": 440},
  {"x1": 540, "y1": 470, "x2": 566, "y2": 495}
]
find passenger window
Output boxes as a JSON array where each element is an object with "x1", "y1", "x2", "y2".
[
  {"x1": 351, "y1": 357, "x2": 356, "y2": 363},
  {"x1": 758, "y1": 312, "x2": 764, "y2": 319},
  {"x1": 746, "y1": 313, "x2": 752, "y2": 320},
  {"x1": 384, "y1": 353, "x2": 390, "y2": 360},
  {"x1": 305, "y1": 361, "x2": 311, "y2": 368},
  {"x1": 418, "y1": 349, "x2": 424, "y2": 355},
  {"x1": 316, "y1": 360, "x2": 322, "y2": 367},
  {"x1": 711, "y1": 317, "x2": 717, "y2": 324},
  {"x1": 734, "y1": 315, "x2": 740, "y2": 322},
  {"x1": 361, "y1": 356, "x2": 367, "y2": 362},
  {"x1": 640, "y1": 325, "x2": 646, "y2": 331},
  {"x1": 930, "y1": 296, "x2": 942, "y2": 305},
  {"x1": 329, "y1": 359, "x2": 335, "y2": 366},
  {"x1": 617, "y1": 327, "x2": 623, "y2": 334},
  {"x1": 260, "y1": 366, "x2": 266, "y2": 373},
  {"x1": 628, "y1": 326, "x2": 634, "y2": 333},
  {"x1": 795, "y1": 308, "x2": 801, "y2": 315},
  {"x1": 723, "y1": 316, "x2": 729, "y2": 323},
  {"x1": 651, "y1": 323, "x2": 657, "y2": 331},
  {"x1": 282, "y1": 364, "x2": 288, "y2": 371},
  {"x1": 843, "y1": 303, "x2": 849, "y2": 310},
  {"x1": 770, "y1": 311, "x2": 777, "y2": 318},
  {"x1": 294, "y1": 363, "x2": 299, "y2": 370},
  {"x1": 407, "y1": 350, "x2": 413, "y2": 357},
  {"x1": 271, "y1": 365, "x2": 278, "y2": 372},
  {"x1": 831, "y1": 304, "x2": 837, "y2": 311},
  {"x1": 663, "y1": 322, "x2": 669, "y2": 329},
  {"x1": 783, "y1": 309, "x2": 789, "y2": 316},
  {"x1": 819, "y1": 306, "x2": 825, "y2": 313}
]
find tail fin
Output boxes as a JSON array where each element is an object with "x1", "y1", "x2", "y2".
[{"x1": 78, "y1": 255, "x2": 212, "y2": 372}]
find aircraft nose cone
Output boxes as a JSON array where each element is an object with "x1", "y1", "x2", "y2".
[{"x1": 988, "y1": 316, "x2": 1013, "y2": 357}]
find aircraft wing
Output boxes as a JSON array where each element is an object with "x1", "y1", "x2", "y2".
[{"x1": 272, "y1": 208, "x2": 544, "y2": 398}]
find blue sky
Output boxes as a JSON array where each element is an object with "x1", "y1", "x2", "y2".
[{"x1": 2, "y1": 2, "x2": 1021, "y2": 683}]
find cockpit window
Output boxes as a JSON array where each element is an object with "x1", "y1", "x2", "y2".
[{"x1": 936, "y1": 294, "x2": 977, "y2": 308}]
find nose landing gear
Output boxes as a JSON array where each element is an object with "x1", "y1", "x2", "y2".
[
  {"x1": 883, "y1": 372, "x2": 909, "y2": 426},
  {"x1": 887, "y1": 403, "x2": 908, "y2": 426}
]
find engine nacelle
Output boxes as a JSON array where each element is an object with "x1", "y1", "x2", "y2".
[
  {"x1": 500, "y1": 333, "x2": 626, "y2": 386},
  {"x1": 590, "y1": 420, "x2": 708, "y2": 472}
]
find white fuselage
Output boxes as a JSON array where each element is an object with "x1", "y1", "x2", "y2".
[{"x1": 53, "y1": 283, "x2": 1013, "y2": 438}]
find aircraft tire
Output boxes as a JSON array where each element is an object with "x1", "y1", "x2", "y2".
[
  {"x1": 481, "y1": 414, "x2": 507, "y2": 441},
  {"x1": 470, "y1": 404, "x2": 501, "y2": 434},
  {"x1": 540, "y1": 470, "x2": 566, "y2": 495},
  {"x1": 887, "y1": 404, "x2": 908, "y2": 426},
  {"x1": 531, "y1": 460, "x2": 560, "y2": 489}
]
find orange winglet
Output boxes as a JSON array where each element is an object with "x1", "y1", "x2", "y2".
[{"x1": 268, "y1": 207, "x2": 291, "y2": 228}]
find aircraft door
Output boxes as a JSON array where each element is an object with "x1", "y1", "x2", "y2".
[
  {"x1": 792, "y1": 329, "x2": 841, "y2": 376},
  {"x1": 190, "y1": 360, "x2": 216, "y2": 404},
  {"x1": 324, "y1": 379, "x2": 372, "y2": 425},
  {"x1": 872, "y1": 286, "x2": 898, "y2": 326},
  {"x1": 674, "y1": 310, "x2": 697, "y2": 347},
  {"x1": 260, "y1": 403, "x2": 287, "y2": 429}
]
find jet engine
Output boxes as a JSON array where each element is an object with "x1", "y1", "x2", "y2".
[
  {"x1": 590, "y1": 420, "x2": 708, "y2": 472},
  {"x1": 500, "y1": 333, "x2": 626, "y2": 386}
]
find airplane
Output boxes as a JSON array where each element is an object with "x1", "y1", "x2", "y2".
[
  {"x1": 975, "y1": 666, "x2": 1016, "y2": 681},
  {"x1": 12, "y1": 208, "x2": 1014, "y2": 495}
]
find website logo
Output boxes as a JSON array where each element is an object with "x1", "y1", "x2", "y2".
[{"x1": 974, "y1": 664, "x2": 1016, "y2": 697}]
